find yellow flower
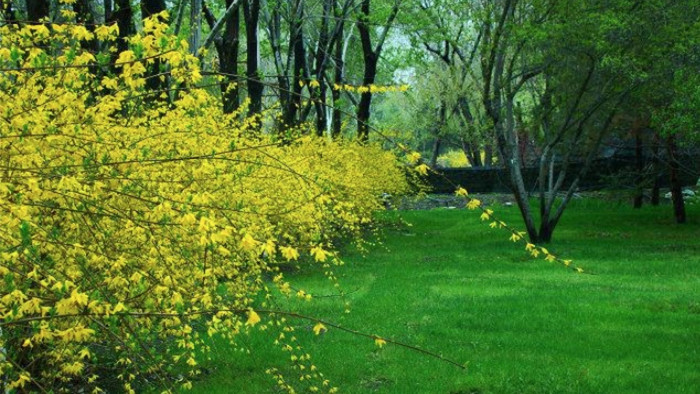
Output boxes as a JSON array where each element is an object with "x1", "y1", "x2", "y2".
[
  {"x1": 407, "y1": 151, "x2": 421, "y2": 164},
  {"x1": 281, "y1": 246, "x2": 300, "y2": 261},
  {"x1": 246, "y1": 309, "x2": 261, "y2": 326},
  {"x1": 312, "y1": 322, "x2": 327, "y2": 335},
  {"x1": 239, "y1": 234, "x2": 259, "y2": 251},
  {"x1": 414, "y1": 164, "x2": 430, "y2": 176},
  {"x1": 310, "y1": 246, "x2": 330, "y2": 262}
]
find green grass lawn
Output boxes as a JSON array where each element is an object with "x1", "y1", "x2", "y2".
[{"x1": 190, "y1": 200, "x2": 700, "y2": 393}]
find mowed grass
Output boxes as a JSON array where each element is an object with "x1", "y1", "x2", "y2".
[{"x1": 190, "y1": 200, "x2": 700, "y2": 393}]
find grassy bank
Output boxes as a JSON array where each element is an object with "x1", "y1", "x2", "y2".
[{"x1": 191, "y1": 200, "x2": 700, "y2": 393}]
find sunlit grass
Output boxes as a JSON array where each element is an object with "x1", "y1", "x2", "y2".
[{"x1": 190, "y1": 200, "x2": 699, "y2": 393}]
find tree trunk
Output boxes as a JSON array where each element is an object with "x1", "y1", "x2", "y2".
[
  {"x1": 113, "y1": 0, "x2": 134, "y2": 53},
  {"x1": 141, "y1": 0, "x2": 166, "y2": 92},
  {"x1": 288, "y1": 0, "x2": 306, "y2": 127},
  {"x1": 190, "y1": 0, "x2": 202, "y2": 54},
  {"x1": 26, "y1": 0, "x2": 49, "y2": 22},
  {"x1": 220, "y1": 0, "x2": 240, "y2": 114},
  {"x1": 650, "y1": 130, "x2": 661, "y2": 205},
  {"x1": 633, "y1": 130, "x2": 644, "y2": 208},
  {"x1": 331, "y1": 4, "x2": 345, "y2": 139},
  {"x1": 484, "y1": 143, "x2": 494, "y2": 166},
  {"x1": 667, "y1": 135, "x2": 686, "y2": 223},
  {"x1": 429, "y1": 137, "x2": 441, "y2": 168},
  {"x1": 243, "y1": 0, "x2": 263, "y2": 119},
  {"x1": 105, "y1": 0, "x2": 113, "y2": 23},
  {"x1": 356, "y1": 0, "x2": 398, "y2": 142},
  {"x1": 313, "y1": 0, "x2": 332, "y2": 136},
  {"x1": 141, "y1": 0, "x2": 165, "y2": 18}
]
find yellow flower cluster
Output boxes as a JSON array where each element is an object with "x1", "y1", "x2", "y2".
[
  {"x1": 0, "y1": 15, "x2": 409, "y2": 392},
  {"x1": 334, "y1": 83, "x2": 410, "y2": 93},
  {"x1": 299, "y1": 80, "x2": 410, "y2": 93}
]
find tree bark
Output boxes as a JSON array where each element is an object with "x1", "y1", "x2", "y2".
[
  {"x1": 356, "y1": 0, "x2": 399, "y2": 142},
  {"x1": 312, "y1": 0, "x2": 332, "y2": 136},
  {"x1": 105, "y1": 0, "x2": 113, "y2": 23},
  {"x1": 26, "y1": 0, "x2": 49, "y2": 22},
  {"x1": 651, "y1": 131, "x2": 661, "y2": 205},
  {"x1": 429, "y1": 137, "x2": 441, "y2": 168},
  {"x1": 288, "y1": 0, "x2": 307, "y2": 127},
  {"x1": 220, "y1": 0, "x2": 241, "y2": 114},
  {"x1": 633, "y1": 129, "x2": 644, "y2": 208},
  {"x1": 190, "y1": 0, "x2": 202, "y2": 54},
  {"x1": 113, "y1": 0, "x2": 134, "y2": 53},
  {"x1": 331, "y1": 1, "x2": 345, "y2": 139},
  {"x1": 141, "y1": 0, "x2": 166, "y2": 92},
  {"x1": 243, "y1": 0, "x2": 263, "y2": 119},
  {"x1": 141, "y1": 0, "x2": 165, "y2": 18},
  {"x1": 666, "y1": 135, "x2": 686, "y2": 223}
]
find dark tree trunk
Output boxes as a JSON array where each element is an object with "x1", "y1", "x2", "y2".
[
  {"x1": 666, "y1": 136, "x2": 686, "y2": 223},
  {"x1": 633, "y1": 130, "x2": 644, "y2": 208},
  {"x1": 288, "y1": 0, "x2": 307, "y2": 128},
  {"x1": 484, "y1": 143, "x2": 494, "y2": 166},
  {"x1": 220, "y1": 0, "x2": 240, "y2": 114},
  {"x1": 113, "y1": 0, "x2": 134, "y2": 53},
  {"x1": 356, "y1": 0, "x2": 398, "y2": 142},
  {"x1": 140, "y1": 0, "x2": 165, "y2": 18},
  {"x1": 429, "y1": 138, "x2": 442, "y2": 168},
  {"x1": 651, "y1": 132, "x2": 661, "y2": 205},
  {"x1": 243, "y1": 0, "x2": 262, "y2": 119},
  {"x1": 105, "y1": 0, "x2": 113, "y2": 22},
  {"x1": 331, "y1": 2, "x2": 345, "y2": 139},
  {"x1": 140, "y1": 0, "x2": 166, "y2": 92},
  {"x1": 356, "y1": 32, "x2": 377, "y2": 142},
  {"x1": 27, "y1": 0, "x2": 49, "y2": 22}
]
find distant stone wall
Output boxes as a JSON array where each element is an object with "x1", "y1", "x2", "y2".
[{"x1": 426, "y1": 158, "x2": 699, "y2": 194}]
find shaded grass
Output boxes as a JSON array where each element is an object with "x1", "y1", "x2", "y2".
[{"x1": 191, "y1": 201, "x2": 700, "y2": 393}]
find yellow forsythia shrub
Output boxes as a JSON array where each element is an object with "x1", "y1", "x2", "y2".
[{"x1": 0, "y1": 13, "x2": 409, "y2": 392}]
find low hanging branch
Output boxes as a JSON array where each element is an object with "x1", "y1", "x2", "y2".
[{"x1": 200, "y1": 0, "x2": 242, "y2": 53}]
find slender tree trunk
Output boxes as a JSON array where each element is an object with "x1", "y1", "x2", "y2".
[
  {"x1": 484, "y1": 143, "x2": 494, "y2": 166},
  {"x1": 429, "y1": 138, "x2": 441, "y2": 168},
  {"x1": 356, "y1": 0, "x2": 399, "y2": 142},
  {"x1": 264, "y1": 3, "x2": 291, "y2": 133},
  {"x1": 651, "y1": 131, "x2": 661, "y2": 205},
  {"x1": 331, "y1": 5, "x2": 345, "y2": 139},
  {"x1": 313, "y1": 0, "x2": 332, "y2": 136},
  {"x1": 243, "y1": 0, "x2": 263, "y2": 118},
  {"x1": 666, "y1": 135, "x2": 686, "y2": 223},
  {"x1": 288, "y1": 0, "x2": 306, "y2": 127},
  {"x1": 190, "y1": 0, "x2": 202, "y2": 54},
  {"x1": 633, "y1": 130, "x2": 644, "y2": 208}
]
